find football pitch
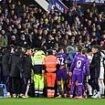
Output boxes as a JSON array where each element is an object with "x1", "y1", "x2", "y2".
[{"x1": 0, "y1": 98, "x2": 105, "y2": 105}]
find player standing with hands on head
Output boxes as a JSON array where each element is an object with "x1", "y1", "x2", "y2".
[{"x1": 69, "y1": 45, "x2": 90, "y2": 98}]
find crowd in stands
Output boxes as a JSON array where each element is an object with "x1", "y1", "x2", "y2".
[{"x1": 0, "y1": 0, "x2": 105, "y2": 98}]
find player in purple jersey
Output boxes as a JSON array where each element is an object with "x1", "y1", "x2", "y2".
[
  {"x1": 56, "y1": 48, "x2": 68, "y2": 97},
  {"x1": 69, "y1": 46, "x2": 90, "y2": 98}
]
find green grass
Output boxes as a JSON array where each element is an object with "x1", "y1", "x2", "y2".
[{"x1": 0, "y1": 98, "x2": 105, "y2": 105}]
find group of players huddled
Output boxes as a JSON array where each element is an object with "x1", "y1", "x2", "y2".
[{"x1": 0, "y1": 45, "x2": 105, "y2": 99}]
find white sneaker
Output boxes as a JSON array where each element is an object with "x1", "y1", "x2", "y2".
[
  {"x1": 69, "y1": 95, "x2": 73, "y2": 98},
  {"x1": 64, "y1": 94, "x2": 67, "y2": 98},
  {"x1": 22, "y1": 95, "x2": 28, "y2": 98},
  {"x1": 56, "y1": 95, "x2": 62, "y2": 98},
  {"x1": 93, "y1": 90, "x2": 97, "y2": 96},
  {"x1": 6, "y1": 92, "x2": 11, "y2": 98},
  {"x1": 13, "y1": 94, "x2": 16, "y2": 98},
  {"x1": 19, "y1": 94, "x2": 28, "y2": 98},
  {"x1": 92, "y1": 92, "x2": 101, "y2": 98}
]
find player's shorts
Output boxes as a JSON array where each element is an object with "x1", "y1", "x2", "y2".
[
  {"x1": 99, "y1": 66, "x2": 104, "y2": 79},
  {"x1": 56, "y1": 68, "x2": 67, "y2": 81},
  {"x1": 46, "y1": 73, "x2": 56, "y2": 87},
  {"x1": 72, "y1": 73, "x2": 83, "y2": 84}
]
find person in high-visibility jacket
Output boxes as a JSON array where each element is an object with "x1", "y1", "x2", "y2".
[
  {"x1": 31, "y1": 49, "x2": 45, "y2": 97},
  {"x1": 44, "y1": 50, "x2": 59, "y2": 98}
]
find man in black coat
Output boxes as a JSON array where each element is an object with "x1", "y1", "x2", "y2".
[
  {"x1": 19, "y1": 48, "x2": 32, "y2": 98},
  {"x1": 91, "y1": 45, "x2": 101, "y2": 98},
  {"x1": 2, "y1": 47, "x2": 11, "y2": 95},
  {"x1": 0, "y1": 47, "x2": 3, "y2": 83},
  {"x1": 9, "y1": 47, "x2": 22, "y2": 97}
]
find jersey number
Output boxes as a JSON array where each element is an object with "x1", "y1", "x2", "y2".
[
  {"x1": 59, "y1": 57, "x2": 64, "y2": 65},
  {"x1": 76, "y1": 60, "x2": 82, "y2": 68}
]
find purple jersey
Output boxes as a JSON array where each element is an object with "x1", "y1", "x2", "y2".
[
  {"x1": 56, "y1": 53, "x2": 68, "y2": 82},
  {"x1": 56, "y1": 53, "x2": 67, "y2": 68},
  {"x1": 70, "y1": 53, "x2": 90, "y2": 75}
]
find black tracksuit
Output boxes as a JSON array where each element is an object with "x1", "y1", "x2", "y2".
[
  {"x1": 18, "y1": 54, "x2": 32, "y2": 95},
  {"x1": 90, "y1": 51, "x2": 101, "y2": 91},
  {"x1": 9, "y1": 51, "x2": 22, "y2": 95}
]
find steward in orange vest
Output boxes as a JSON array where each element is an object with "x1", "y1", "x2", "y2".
[{"x1": 44, "y1": 50, "x2": 59, "y2": 98}]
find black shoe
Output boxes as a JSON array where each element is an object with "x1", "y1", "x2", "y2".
[{"x1": 88, "y1": 95, "x2": 92, "y2": 98}]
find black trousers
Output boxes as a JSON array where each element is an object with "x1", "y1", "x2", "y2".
[
  {"x1": 89, "y1": 78, "x2": 99, "y2": 92},
  {"x1": 3, "y1": 76, "x2": 10, "y2": 92},
  {"x1": 21, "y1": 77, "x2": 29, "y2": 95},
  {"x1": 0, "y1": 64, "x2": 3, "y2": 83},
  {"x1": 11, "y1": 77, "x2": 21, "y2": 95}
]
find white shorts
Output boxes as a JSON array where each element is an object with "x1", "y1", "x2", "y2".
[{"x1": 99, "y1": 67, "x2": 104, "y2": 79}]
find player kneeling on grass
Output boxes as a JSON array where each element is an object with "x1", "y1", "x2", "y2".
[
  {"x1": 44, "y1": 50, "x2": 59, "y2": 98},
  {"x1": 69, "y1": 46, "x2": 90, "y2": 98}
]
